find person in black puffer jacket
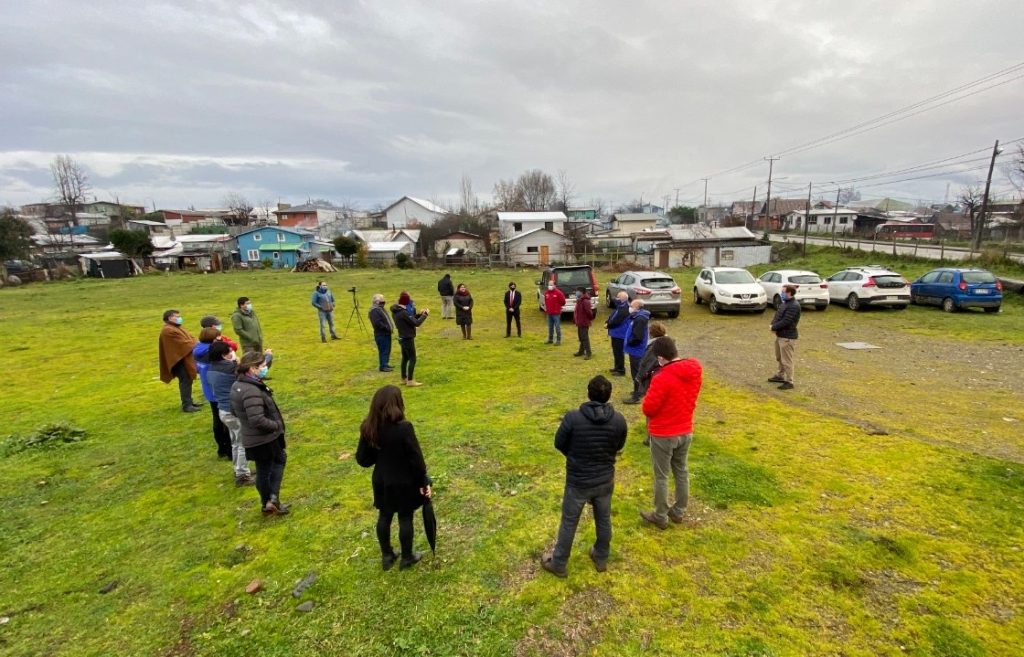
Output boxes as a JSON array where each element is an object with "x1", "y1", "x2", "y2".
[{"x1": 541, "y1": 375, "x2": 628, "y2": 577}]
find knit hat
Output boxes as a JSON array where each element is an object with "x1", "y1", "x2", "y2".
[
  {"x1": 200, "y1": 315, "x2": 221, "y2": 328},
  {"x1": 398, "y1": 291, "x2": 411, "y2": 306}
]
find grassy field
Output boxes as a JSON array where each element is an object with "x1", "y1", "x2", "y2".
[{"x1": 1, "y1": 248, "x2": 1023, "y2": 657}]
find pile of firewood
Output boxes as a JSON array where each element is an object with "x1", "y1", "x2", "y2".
[{"x1": 292, "y1": 258, "x2": 337, "y2": 273}]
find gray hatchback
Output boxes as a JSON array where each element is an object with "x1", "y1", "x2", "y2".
[{"x1": 605, "y1": 270, "x2": 681, "y2": 317}]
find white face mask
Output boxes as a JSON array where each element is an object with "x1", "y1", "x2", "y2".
[{"x1": 548, "y1": 285, "x2": 555, "y2": 290}]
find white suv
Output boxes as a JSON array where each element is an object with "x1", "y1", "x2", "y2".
[
  {"x1": 758, "y1": 269, "x2": 830, "y2": 311},
  {"x1": 825, "y1": 266, "x2": 910, "y2": 310},
  {"x1": 693, "y1": 267, "x2": 768, "y2": 314}
]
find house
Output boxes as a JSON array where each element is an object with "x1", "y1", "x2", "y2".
[
  {"x1": 730, "y1": 200, "x2": 760, "y2": 219},
  {"x1": 607, "y1": 213, "x2": 659, "y2": 236},
  {"x1": 157, "y1": 209, "x2": 228, "y2": 233},
  {"x1": 500, "y1": 228, "x2": 570, "y2": 266},
  {"x1": 273, "y1": 203, "x2": 355, "y2": 237},
  {"x1": 78, "y1": 251, "x2": 142, "y2": 279},
  {"x1": 235, "y1": 226, "x2": 333, "y2": 269},
  {"x1": 754, "y1": 199, "x2": 808, "y2": 230},
  {"x1": 127, "y1": 219, "x2": 172, "y2": 236},
  {"x1": 366, "y1": 241, "x2": 415, "y2": 264},
  {"x1": 639, "y1": 203, "x2": 664, "y2": 215},
  {"x1": 432, "y1": 231, "x2": 486, "y2": 259},
  {"x1": 783, "y1": 207, "x2": 858, "y2": 234},
  {"x1": 697, "y1": 206, "x2": 730, "y2": 226},
  {"x1": 497, "y1": 211, "x2": 567, "y2": 239},
  {"x1": 31, "y1": 233, "x2": 103, "y2": 256},
  {"x1": 933, "y1": 211, "x2": 972, "y2": 239},
  {"x1": 383, "y1": 196, "x2": 448, "y2": 227},
  {"x1": 349, "y1": 228, "x2": 422, "y2": 257},
  {"x1": 152, "y1": 234, "x2": 236, "y2": 272},
  {"x1": 651, "y1": 226, "x2": 770, "y2": 269},
  {"x1": 566, "y1": 207, "x2": 599, "y2": 221},
  {"x1": 81, "y1": 201, "x2": 145, "y2": 217}
]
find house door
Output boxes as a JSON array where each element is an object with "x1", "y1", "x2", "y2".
[
  {"x1": 539, "y1": 245, "x2": 549, "y2": 265},
  {"x1": 658, "y1": 250, "x2": 669, "y2": 268}
]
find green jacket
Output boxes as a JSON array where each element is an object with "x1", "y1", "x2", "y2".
[{"x1": 231, "y1": 308, "x2": 263, "y2": 350}]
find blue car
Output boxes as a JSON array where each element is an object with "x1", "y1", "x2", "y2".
[{"x1": 910, "y1": 268, "x2": 1003, "y2": 313}]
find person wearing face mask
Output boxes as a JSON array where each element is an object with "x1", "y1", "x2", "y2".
[
  {"x1": 453, "y1": 283, "x2": 474, "y2": 339},
  {"x1": 231, "y1": 296, "x2": 273, "y2": 375},
  {"x1": 640, "y1": 337, "x2": 703, "y2": 530},
  {"x1": 503, "y1": 281, "x2": 522, "y2": 338},
  {"x1": 231, "y1": 351, "x2": 289, "y2": 515},
  {"x1": 543, "y1": 281, "x2": 566, "y2": 345},
  {"x1": 158, "y1": 309, "x2": 202, "y2": 413},
  {"x1": 207, "y1": 341, "x2": 255, "y2": 487},
  {"x1": 194, "y1": 326, "x2": 232, "y2": 458},
  {"x1": 311, "y1": 280, "x2": 339, "y2": 343},
  {"x1": 368, "y1": 293, "x2": 395, "y2": 372},
  {"x1": 768, "y1": 284, "x2": 801, "y2": 391},
  {"x1": 604, "y1": 291, "x2": 630, "y2": 376},
  {"x1": 200, "y1": 316, "x2": 239, "y2": 352},
  {"x1": 572, "y1": 287, "x2": 594, "y2": 359},
  {"x1": 622, "y1": 299, "x2": 651, "y2": 403}
]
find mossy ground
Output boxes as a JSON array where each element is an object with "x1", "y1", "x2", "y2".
[{"x1": 1, "y1": 251, "x2": 1022, "y2": 656}]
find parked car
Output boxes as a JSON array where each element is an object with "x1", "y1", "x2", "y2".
[
  {"x1": 693, "y1": 267, "x2": 768, "y2": 314},
  {"x1": 757, "y1": 269, "x2": 830, "y2": 310},
  {"x1": 536, "y1": 265, "x2": 600, "y2": 315},
  {"x1": 910, "y1": 268, "x2": 1003, "y2": 313},
  {"x1": 825, "y1": 266, "x2": 910, "y2": 310},
  {"x1": 605, "y1": 270, "x2": 681, "y2": 317}
]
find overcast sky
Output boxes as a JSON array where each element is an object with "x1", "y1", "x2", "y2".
[{"x1": 1, "y1": 0, "x2": 1021, "y2": 212}]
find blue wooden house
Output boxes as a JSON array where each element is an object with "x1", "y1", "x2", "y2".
[{"x1": 235, "y1": 226, "x2": 334, "y2": 268}]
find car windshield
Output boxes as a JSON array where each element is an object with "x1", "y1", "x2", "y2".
[
  {"x1": 641, "y1": 277, "x2": 676, "y2": 289},
  {"x1": 874, "y1": 275, "x2": 906, "y2": 287},
  {"x1": 962, "y1": 271, "x2": 996, "y2": 284},
  {"x1": 716, "y1": 270, "x2": 755, "y2": 284},
  {"x1": 790, "y1": 274, "x2": 820, "y2": 284},
  {"x1": 554, "y1": 268, "x2": 591, "y2": 286}
]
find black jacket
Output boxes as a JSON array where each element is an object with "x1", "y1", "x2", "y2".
[
  {"x1": 391, "y1": 303, "x2": 427, "y2": 339},
  {"x1": 229, "y1": 375, "x2": 285, "y2": 449},
  {"x1": 554, "y1": 401, "x2": 628, "y2": 489},
  {"x1": 368, "y1": 303, "x2": 392, "y2": 336},
  {"x1": 503, "y1": 289, "x2": 522, "y2": 311},
  {"x1": 356, "y1": 420, "x2": 431, "y2": 512},
  {"x1": 453, "y1": 292, "x2": 473, "y2": 324},
  {"x1": 437, "y1": 276, "x2": 455, "y2": 296},
  {"x1": 635, "y1": 335, "x2": 666, "y2": 393},
  {"x1": 771, "y1": 297, "x2": 801, "y2": 339}
]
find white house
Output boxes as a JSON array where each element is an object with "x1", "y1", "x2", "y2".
[
  {"x1": 497, "y1": 211, "x2": 567, "y2": 239},
  {"x1": 607, "y1": 213, "x2": 659, "y2": 236},
  {"x1": 383, "y1": 196, "x2": 448, "y2": 227},
  {"x1": 500, "y1": 228, "x2": 569, "y2": 265},
  {"x1": 366, "y1": 241, "x2": 415, "y2": 264},
  {"x1": 651, "y1": 226, "x2": 770, "y2": 269},
  {"x1": 783, "y1": 207, "x2": 858, "y2": 234}
]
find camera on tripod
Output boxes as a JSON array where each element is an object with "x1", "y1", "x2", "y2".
[{"x1": 348, "y1": 286, "x2": 357, "y2": 293}]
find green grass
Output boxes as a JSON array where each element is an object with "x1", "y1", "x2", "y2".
[{"x1": 1, "y1": 261, "x2": 1023, "y2": 656}]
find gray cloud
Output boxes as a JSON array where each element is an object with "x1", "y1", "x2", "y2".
[{"x1": 1, "y1": 0, "x2": 1021, "y2": 210}]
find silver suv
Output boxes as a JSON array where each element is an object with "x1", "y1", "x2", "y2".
[
  {"x1": 825, "y1": 266, "x2": 910, "y2": 310},
  {"x1": 605, "y1": 270, "x2": 681, "y2": 317}
]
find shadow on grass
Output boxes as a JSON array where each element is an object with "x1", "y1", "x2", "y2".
[{"x1": 693, "y1": 441, "x2": 785, "y2": 510}]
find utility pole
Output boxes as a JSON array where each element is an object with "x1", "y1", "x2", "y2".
[
  {"x1": 831, "y1": 186, "x2": 841, "y2": 245},
  {"x1": 662, "y1": 195, "x2": 670, "y2": 217},
  {"x1": 701, "y1": 178, "x2": 709, "y2": 224},
  {"x1": 802, "y1": 182, "x2": 812, "y2": 256},
  {"x1": 748, "y1": 186, "x2": 757, "y2": 231},
  {"x1": 673, "y1": 188, "x2": 680, "y2": 209},
  {"x1": 974, "y1": 139, "x2": 1002, "y2": 252},
  {"x1": 763, "y1": 156, "x2": 780, "y2": 237}
]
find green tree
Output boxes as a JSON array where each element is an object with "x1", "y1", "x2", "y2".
[
  {"x1": 333, "y1": 235, "x2": 360, "y2": 264},
  {"x1": 667, "y1": 205, "x2": 698, "y2": 224},
  {"x1": 0, "y1": 211, "x2": 34, "y2": 280},
  {"x1": 109, "y1": 229, "x2": 154, "y2": 259}
]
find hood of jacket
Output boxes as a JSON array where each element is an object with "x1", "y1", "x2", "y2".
[
  {"x1": 208, "y1": 359, "x2": 235, "y2": 376},
  {"x1": 390, "y1": 303, "x2": 406, "y2": 314},
  {"x1": 579, "y1": 400, "x2": 615, "y2": 424},
  {"x1": 630, "y1": 308, "x2": 651, "y2": 321},
  {"x1": 659, "y1": 357, "x2": 698, "y2": 382},
  {"x1": 193, "y1": 341, "x2": 211, "y2": 363}
]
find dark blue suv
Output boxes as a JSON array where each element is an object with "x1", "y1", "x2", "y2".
[{"x1": 910, "y1": 268, "x2": 1002, "y2": 313}]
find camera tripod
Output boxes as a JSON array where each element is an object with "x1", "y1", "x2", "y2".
[{"x1": 345, "y1": 286, "x2": 367, "y2": 335}]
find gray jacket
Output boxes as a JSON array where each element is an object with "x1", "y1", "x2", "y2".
[{"x1": 229, "y1": 376, "x2": 285, "y2": 449}]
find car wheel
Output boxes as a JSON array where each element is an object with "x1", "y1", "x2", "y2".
[
  {"x1": 893, "y1": 304, "x2": 907, "y2": 310},
  {"x1": 984, "y1": 306, "x2": 1000, "y2": 314},
  {"x1": 709, "y1": 297, "x2": 720, "y2": 314},
  {"x1": 772, "y1": 294, "x2": 782, "y2": 310},
  {"x1": 668, "y1": 310, "x2": 679, "y2": 318},
  {"x1": 910, "y1": 294, "x2": 919, "y2": 305},
  {"x1": 942, "y1": 297, "x2": 957, "y2": 313},
  {"x1": 817, "y1": 303, "x2": 828, "y2": 312},
  {"x1": 693, "y1": 288, "x2": 702, "y2": 304},
  {"x1": 847, "y1": 293, "x2": 861, "y2": 311},
  {"x1": 606, "y1": 292, "x2": 614, "y2": 308}
]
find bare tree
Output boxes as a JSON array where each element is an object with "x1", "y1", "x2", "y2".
[
  {"x1": 837, "y1": 187, "x2": 861, "y2": 205},
  {"x1": 222, "y1": 193, "x2": 254, "y2": 226},
  {"x1": 50, "y1": 155, "x2": 90, "y2": 226},
  {"x1": 518, "y1": 169, "x2": 557, "y2": 211},
  {"x1": 555, "y1": 169, "x2": 575, "y2": 212},
  {"x1": 459, "y1": 174, "x2": 479, "y2": 215},
  {"x1": 492, "y1": 178, "x2": 522, "y2": 211},
  {"x1": 257, "y1": 199, "x2": 274, "y2": 225},
  {"x1": 959, "y1": 185, "x2": 983, "y2": 242}
]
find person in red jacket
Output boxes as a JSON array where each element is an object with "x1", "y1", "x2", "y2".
[
  {"x1": 572, "y1": 287, "x2": 594, "y2": 359},
  {"x1": 640, "y1": 336, "x2": 703, "y2": 529},
  {"x1": 543, "y1": 282, "x2": 566, "y2": 345}
]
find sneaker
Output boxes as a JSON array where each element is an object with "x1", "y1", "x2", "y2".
[
  {"x1": 767, "y1": 376, "x2": 786, "y2": 383},
  {"x1": 588, "y1": 547, "x2": 607, "y2": 573},
  {"x1": 778, "y1": 382, "x2": 795, "y2": 390},
  {"x1": 406, "y1": 380, "x2": 423, "y2": 387},
  {"x1": 399, "y1": 552, "x2": 423, "y2": 570},
  {"x1": 235, "y1": 474, "x2": 255, "y2": 487},
  {"x1": 640, "y1": 510, "x2": 668, "y2": 530},
  {"x1": 540, "y1": 555, "x2": 567, "y2": 578},
  {"x1": 382, "y1": 552, "x2": 397, "y2": 571}
]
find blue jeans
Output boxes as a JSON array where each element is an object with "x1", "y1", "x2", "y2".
[
  {"x1": 318, "y1": 310, "x2": 337, "y2": 339},
  {"x1": 551, "y1": 482, "x2": 614, "y2": 570},
  {"x1": 546, "y1": 314, "x2": 561, "y2": 342},
  {"x1": 374, "y1": 334, "x2": 392, "y2": 370}
]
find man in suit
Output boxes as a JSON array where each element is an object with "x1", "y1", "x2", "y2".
[{"x1": 504, "y1": 281, "x2": 522, "y2": 337}]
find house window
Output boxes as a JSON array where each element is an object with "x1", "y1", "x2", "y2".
[
  {"x1": 247, "y1": 249, "x2": 260, "y2": 261},
  {"x1": 544, "y1": 221, "x2": 553, "y2": 231},
  {"x1": 253, "y1": 233, "x2": 262, "y2": 241},
  {"x1": 277, "y1": 232, "x2": 286, "y2": 242},
  {"x1": 824, "y1": 217, "x2": 831, "y2": 224},
  {"x1": 839, "y1": 217, "x2": 848, "y2": 224},
  {"x1": 273, "y1": 251, "x2": 281, "y2": 260},
  {"x1": 808, "y1": 217, "x2": 817, "y2": 225},
  {"x1": 526, "y1": 246, "x2": 539, "y2": 253},
  {"x1": 513, "y1": 222, "x2": 523, "y2": 232},
  {"x1": 721, "y1": 250, "x2": 734, "y2": 261}
]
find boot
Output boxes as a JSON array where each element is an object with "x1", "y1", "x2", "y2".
[{"x1": 466, "y1": 326, "x2": 472, "y2": 340}]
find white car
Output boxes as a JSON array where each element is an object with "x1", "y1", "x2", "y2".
[
  {"x1": 758, "y1": 269, "x2": 830, "y2": 311},
  {"x1": 693, "y1": 267, "x2": 768, "y2": 314},
  {"x1": 825, "y1": 266, "x2": 911, "y2": 310}
]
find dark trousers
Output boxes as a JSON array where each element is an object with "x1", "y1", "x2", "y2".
[
  {"x1": 576, "y1": 326, "x2": 591, "y2": 356},
  {"x1": 610, "y1": 338, "x2": 625, "y2": 373},
  {"x1": 253, "y1": 449, "x2": 286, "y2": 507},
  {"x1": 170, "y1": 360, "x2": 194, "y2": 408},
  {"x1": 374, "y1": 334, "x2": 392, "y2": 370},
  {"x1": 551, "y1": 482, "x2": 614, "y2": 570},
  {"x1": 210, "y1": 401, "x2": 231, "y2": 456},
  {"x1": 628, "y1": 354, "x2": 642, "y2": 397},
  {"x1": 399, "y1": 337, "x2": 417, "y2": 380},
  {"x1": 376, "y1": 509, "x2": 415, "y2": 558},
  {"x1": 505, "y1": 309, "x2": 521, "y2": 336}
]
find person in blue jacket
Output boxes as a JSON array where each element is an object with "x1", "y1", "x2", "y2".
[
  {"x1": 621, "y1": 300, "x2": 651, "y2": 404},
  {"x1": 604, "y1": 291, "x2": 631, "y2": 376},
  {"x1": 194, "y1": 326, "x2": 231, "y2": 458},
  {"x1": 311, "y1": 280, "x2": 339, "y2": 343},
  {"x1": 206, "y1": 341, "x2": 255, "y2": 486}
]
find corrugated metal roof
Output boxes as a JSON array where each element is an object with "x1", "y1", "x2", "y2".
[
  {"x1": 496, "y1": 211, "x2": 567, "y2": 222},
  {"x1": 366, "y1": 241, "x2": 408, "y2": 252}
]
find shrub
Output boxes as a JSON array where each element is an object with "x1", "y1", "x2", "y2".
[
  {"x1": 2, "y1": 422, "x2": 86, "y2": 457},
  {"x1": 395, "y1": 253, "x2": 414, "y2": 269}
]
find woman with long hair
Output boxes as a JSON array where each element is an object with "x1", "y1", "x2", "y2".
[
  {"x1": 356, "y1": 385, "x2": 432, "y2": 570},
  {"x1": 453, "y1": 283, "x2": 474, "y2": 339}
]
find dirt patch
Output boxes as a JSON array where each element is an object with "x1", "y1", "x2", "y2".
[{"x1": 513, "y1": 587, "x2": 617, "y2": 657}]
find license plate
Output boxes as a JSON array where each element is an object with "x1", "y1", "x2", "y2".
[
  {"x1": 975, "y1": 289, "x2": 991, "y2": 295},
  {"x1": 886, "y1": 296, "x2": 898, "y2": 300}
]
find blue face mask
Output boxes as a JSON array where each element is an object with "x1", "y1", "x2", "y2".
[
  {"x1": 174, "y1": 316, "x2": 184, "y2": 326},
  {"x1": 257, "y1": 366, "x2": 269, "y2": 379},
  {"x1": 318, "y1": 286, "x2": 326, "y2": 293},
  {"x1": 575, "y1": 292, "x2": 582, "y2": 299}
]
